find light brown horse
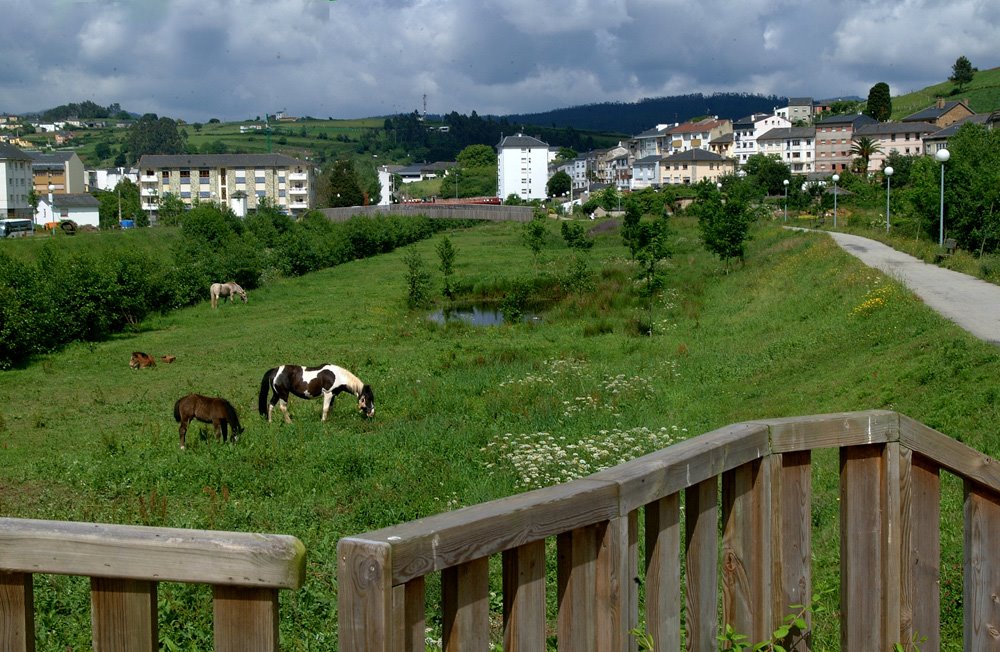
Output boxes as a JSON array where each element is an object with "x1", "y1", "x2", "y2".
[
  {"x1": 130, "y1": 351, "x2": 156, "y2": 369},
  {"x1": 210, "y1": 282, "x2": 247, "y2": 309},
  {"x1": 173, "y1": 393, "x2": 244, "y2": 450}
]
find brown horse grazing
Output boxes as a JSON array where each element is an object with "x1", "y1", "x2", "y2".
[
  {"x1": 173, "y1": 393, "x2": 244, "y2": 450},
  {"x1": 130, "y1": 352, "x2": 156, "y2": 369},
  {"x1": 210, "y1": 282, "x2": 247, "y2": 309}
]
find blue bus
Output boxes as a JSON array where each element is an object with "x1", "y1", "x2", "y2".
[{"x1": 0, "y1": 219, "x2": 34, "y2": 238}]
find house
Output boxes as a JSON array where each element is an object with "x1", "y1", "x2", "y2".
[
  {"x1": 660, "y1": 149, "x2": 734, "y2": 186},
  {"x1": 814, "y1": 113, "x2": 877, "y2": 173},
  {"x1": 0, "y1": 143, "x2": 33, "y2": 219},
  {"x1": 902, "y1": 98, "x2": 975, "y2": 128},
  {"x1": 136, "y1": 153, "x2": 315, "y2": 221},
  {"x1": 922, "y1": 114, "x2": 989, "y2": 157},
  {"x1": 552, "y1": 156, "x2": 589, "y2": 194},
  {"x1": 377, "y1": 165, "x2": 402, "y2": 205},
  {"x1": 732, "y1": 113, "x2": 792, "y2": 165},
  {"x1": 774, "y1": 98, "x2": 814, "y2": 124},
  {"x1": 86, "y1": 168, "x2": 139, "y2": 192},
  {"x1": 630, "y1": 124, "x2": 673, "y2": 159},
  {"x1": 496, "y1": 133, "x2": 550, "y2": 201},
  {"x1": 664, "y1": 118, "x2": 733, "y2": 155},
  {"x1": 591, "y1": 143, "x2": 630, "y2": 187},
  {"x1": 853, "y1": 122, "x2": 937, "y2": 172},
  {"x1": 709, "y1": 132, "x2": 735, "y2": 160},
  {"x1": 631, "y1": 154, "x2": 664, "y2": 190},
  {"x1": 756, "y1": 127, "x2": 816, "y2": 174},
  {"x1": 28, "y1": 151, "x2": 86, "y2": 195},
  {"x1": 35, "y1": 193, "x2": 100, "y2": 228}
]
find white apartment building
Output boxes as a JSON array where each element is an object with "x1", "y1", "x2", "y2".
[
  {"x1": 497, "y1": 133, "x2": 549, "y2": 201},
  {"x1": 0, "y1": 143, "x2": 34, "y2": 220},
  {"x1": 136, "y1": 153, "x2": 315, "y2": 220},
  {"x1": 733, "y1": 113, "x2": 792, "y2": 165},
  {"x1": 756, "y1": 127, "x2": 816, "y2": 174}
]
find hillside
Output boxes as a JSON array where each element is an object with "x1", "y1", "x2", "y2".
[{"x1": 889, "y1": 65, "x2": 1000, "y2": 119}]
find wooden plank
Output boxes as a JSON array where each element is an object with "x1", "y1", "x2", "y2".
[
  {"x1": 0, "y1": 518, "x2": 305, "y2": 589},
  {"x1": 840, "y1": 445, "x2": 884, "y2": 650},
  {"x1": 391, "y1": 577, "x2": 425, "y2": 652},
  {"x1": 909, "y1": 454, "x2": 940, "y2": 651},
  {"x1": 722, "y1": 463, "x2": 755, "y2": 639},
  {"x1": 212, "y1": 586, "x2": 279, "y2": 652},
  {"x1": 644, "y1": 494, "x2": 680, "y2": 652},
  {"x1": 596, "y1": 516, "x2": 629, "y2": 651},
  {"x1": 502, "y1": 541, "x2": 546, "y2": 651},
  {"x1": 899, "y1": 414, "x2": 1000, "y2": 495},
  {"x1": 90, "y1": 577, "x2": 157, "y2": 652},
  {"x1": 882, "y1": 442, "x2": 903, "y2": 648},
  {"x1": 627, "y1": 510, "x2": 639, "y2": 652},
  {"x1": 963, "y1": 481, "x2": 1000, "y2": 650},
  {"x1": 349, "y1": 479, "x2": 620, "y2": 585},
  {"x1": 761, "y1": 410, "x2": 899, "y2": 453},
  {"x1": 685, "y1": 477, "x2": 718, "y2": 652},
  {"x1": 338, "y1": 538, "x2": 392, "y2": 651},
  {"x1": 441, "y1": 557, "x2": 489, "y2": 651},
  {"x1": 0, "y1": 571, "x2": 35, "y2": 652},
  {"x1": 774, "y1": 451, "x2": 811, "y2": 652},
  {"x1": 557, "y1": 526, "x2": 599, "y2": 652}
]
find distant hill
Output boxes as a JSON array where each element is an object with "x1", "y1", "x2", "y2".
[
  {"x1": 503, "y1": 92, "x2": 786, "y2": 135},
  {"x1": 889, "y1": 65, "x2": 1000, "y2": 120}
]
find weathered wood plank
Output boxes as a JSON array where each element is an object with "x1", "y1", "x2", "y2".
[
  {"x1": 442, "y1": 557, "x2": 489, "y2": 651},
  {"x1": 557, "y1": 526, "x2": 600, "y2": 652},
  {"x1": 90, "y1": 577, "x2": 157, "y2": 652},
  {"x1": 774, "y1": 451, "x2": 811, "y2": 652},
  {"x1": 840, "y1": 445, "x2": 884, "y2": 650},
  {"x1": 212, "y1": 585, "x2": 279, "y2": 652},
  {"x1": 685, "y1": 477, "x2": 718, "y2": 652},
  {"x1": 392, "y1": 576, "x2": 425, "y2": 652},
  {"x1": 627, "y1": 510, "x2": 639, "y2": 652},
  {"x1": 502, "y1": 540, "x2": 546, "y2": 652},
  {"x1": 963, "y1": 481, "x2": 1000, "y2": 650},
  {"x1": 909, "y1": 454, "x2": 940, "y2": 651},
  {"x1": 0, "y1": 571, "x2": 35, "y2": 652},
  {"x1": 338, "y1": 539, "x2": 392, "y2": 651},
  {"x1": 722, "y1": 462, "x2": 755, "y2": 639},
  {"x1": 596, "y1": 516, "x2": 629, "y2": 651},
  {"x1": 760, "y1": 410, "x2": 899, "y2": 453},
  {"x1": 882, "y1": 442, "x2": 903, "y2": 648},
  {"x1": 644, "y1": 494, "x2": 680, "y2": 652},
  {"x1": 0, "y1": 518, "x2": 305, "y2": 589},
  {"x1": 350, "y1": 479, "x2": 620, "y2": 586},
  {"x1": 899, "y1": 413, "x2": 1000, "y2": 495}
]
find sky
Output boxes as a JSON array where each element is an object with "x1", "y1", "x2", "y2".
[{"x1": 2, "y1": 0, "x2": 999, "y2": 124}]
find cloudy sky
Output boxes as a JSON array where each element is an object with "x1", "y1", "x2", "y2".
[{"x1": 2, "y1": 0, "x2": 998, "y2": 123}]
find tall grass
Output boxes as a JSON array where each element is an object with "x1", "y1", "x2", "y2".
[{"x1": 1, "y1": 216, "x2": 997, "y2": 649}]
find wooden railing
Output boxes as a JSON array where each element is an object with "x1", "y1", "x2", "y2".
[
  {"x1": 338, "y1": 410, "x2": 1000, "y2": 651},
  {"x1": 0, "y1": 519, "x2": 305, "y2": 651}
]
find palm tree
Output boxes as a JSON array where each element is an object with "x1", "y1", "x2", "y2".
[{"x1": 850, "y1": 136, "x2": 883, "y2": 175}]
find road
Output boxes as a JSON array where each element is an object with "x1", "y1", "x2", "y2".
[{"x1": 825, "y1": 231, "x2": 1000, "y2": 346}]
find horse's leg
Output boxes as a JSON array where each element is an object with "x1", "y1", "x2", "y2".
[
  {"x1": 179, "y1": 418, "x2": 188, "y2": 450},
  {"x1": 278, "y1": 399, "x2": 292, "y2": 424},
  {"x1": 321, "y1": 391, "x2": 334, "y2": 421},
  {"x1": 214, "y1": 419, "x2": 225, "y2": 443}
]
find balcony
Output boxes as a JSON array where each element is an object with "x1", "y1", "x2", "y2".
[{"x1": 288, "y1": 172, "x2": 309, "y2": 182}]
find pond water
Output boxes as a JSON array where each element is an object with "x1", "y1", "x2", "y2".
[{"x1": 427, "y1": 304, "x2": 540, "y2": 326}]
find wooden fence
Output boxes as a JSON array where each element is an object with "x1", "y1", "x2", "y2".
[
  {"x1": 0, "y1": 520, "x2": 304, "y2": 651},
  {"x1": 338, "y1": 410, "x2": 1000, "y2": 650}
]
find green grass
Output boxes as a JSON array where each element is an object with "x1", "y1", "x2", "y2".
[
  {"x1": 890, "y1": 64, "x2": 1000, "y2": 119},
  {"x1": 2, "y1": 215, "x2": 996, "y2": 649}
]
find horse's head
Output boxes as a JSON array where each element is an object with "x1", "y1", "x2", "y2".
[
  {"x1": 358, "y1": 385, "x2": 375, "y2": 418},
  {"x1": 237, "y1": 288, "x2": 247, "y2": 303}
]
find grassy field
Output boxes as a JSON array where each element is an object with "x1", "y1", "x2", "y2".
[
  {"x1": 890, "y1": 64, "x2": 1000, "y2": 119},
  {"x1": 2, "y1": 215, "x2": 997, "y2": 649}
]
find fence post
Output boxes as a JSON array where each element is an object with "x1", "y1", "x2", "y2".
[
  {"x1": 907, "y1": 453, "x2": 940, "y2": 650},
  {"x1": 212, "y1": 586, "x2": 280, "y2": 652},
  {"x1": 0, "y1": 571, "x2": 34, "y2": 652},
  {"x1": 963, "y1": 480, "x2": 1000, "y2": 650},
  {"x1": 685, "y1": 477, "x2": 719, "y2": 651},
  {"x1": 90, "y1": 577, "x2": 157, "y2": 652},
  {"x1": 774, "y1": 451, "x2": 812, "y2": 651},
  {"x1": 841, "y1": 444, "x2": 885, "y2": 649},
  {"x1": 338, "y1": 538, "x2": 393, "y2": 651},
  {"x1": 503, "y1": 541, "x2": 546, "y2": 651},
  {"x1": 645, "y1": 495, "x2": 680, "y2": 651}
]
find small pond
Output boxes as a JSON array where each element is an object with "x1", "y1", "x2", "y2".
[{"x1": 427, "y1": 303, "x2": 541, "y2": 327}]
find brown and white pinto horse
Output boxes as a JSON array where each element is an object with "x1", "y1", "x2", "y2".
[
  {"x1": 210, "y1": 282, "x2": 247, "y2": 309},
  {"x1": 258, "y1": 364, "x2": 375, "y2": 423},
  {"x1": 173, "y1": 393, "x2": 244, "y2": 450}
]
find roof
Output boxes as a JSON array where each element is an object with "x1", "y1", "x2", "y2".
[
  {"x1": 28, "y1": 151, "x2": 76, "y2": 164},
  {"x1": 924, "y1": 114, "x2": 990, "y2": 140},
  {"x1": 46, "y1": 193, "x2": 99, "y2": 209},
  {"x1": 0, "y1": 142, "x2": 31, "y2": 160},
  {"x1": 661, "y1": 149, "x2": 727, "y2": 163},
  {"x1": 633, "y1": 125, "x2": 667, "y2": 138},
  {"x1": 497, "y1": 133, "x2": 549, "y2": 149},
  {"x1": 668, "y1": 119, "x2": 725, "y2": 135},
  {"x1": 854, "y1": 122, "x2": 937, "y2": 136},
  {"x1": 710, "y1": 132, "x2": 735, "y2": 144},
  {"x1": 757, "y1": 127, "x2": 816, "y2": 141},
  {"x1": 137, "y1": 153, "x2": 310, "y2": 168},
  {"x1": 815, "y1": 114, "x2": 877, "y2": 127},
  {"x1": 788, "y1": 97, "x2": 813, "y2": 106},
  {"x1": 902, "y1": 100, "x2": 974, "y2": 123},
  {"x1": 634, "y1": 154, "x2": 664, "y2": 165}
]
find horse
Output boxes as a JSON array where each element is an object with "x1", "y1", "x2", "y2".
[
  {"x1": 173, "y1": 393, "x2": 244, "y2": 450},
  {"x1": 130, "y1": 351, "x2": 156, "y2": 369},
  {"x1": 210, "y1": 282, "x2": 247, "y2": 309},
  {"x1": 258, "y1": 364, "x2": 375, "y2": 423}
]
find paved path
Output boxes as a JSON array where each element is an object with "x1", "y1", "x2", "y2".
[{"x1": 824, "y1": 231, "x2": 1000, "y2": 346}]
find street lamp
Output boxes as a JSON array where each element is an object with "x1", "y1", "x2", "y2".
[
  {"x1": 936, "y1": 148, "x2": 950, "y2": 246},
  {"x1": 47, "y1": 184, "x2": 55, "y2": 236},
  {"x1": 832, "y1": 174, "x2": 840, "y2": 228},
  {"x1": 783, "y1": 179, "x2": 789, "y2": 222},
  {"x1": 884, "y1": 166, "x2": 894, "y2": 234}
]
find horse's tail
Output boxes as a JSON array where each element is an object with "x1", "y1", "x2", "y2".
[
  {"x1": 258, "y1": 368, "x2": 277, "y2": 417},
  {"x1": 225, "y1": 400, "x2": 244, "y2": 434},
  {"x1": 173, "y1": 397, "x2": 182, "y2": 423}
]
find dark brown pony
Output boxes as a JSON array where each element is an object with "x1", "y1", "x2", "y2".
[{"x1": 173, "y1": 393, "x2": 244, "y2": 450}]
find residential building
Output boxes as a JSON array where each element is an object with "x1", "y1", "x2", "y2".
[
  {"x1": 664, "y1": 118, "x2": 733, "y2": 155},
  {"x1": 732, "y1": 113, "x2": 791, "y2": 165},
  {"x1": 137, "y1": 153, "x2": 315, "y2": 220},
  {"x1": 902, "y1": 98, "x2": 975, "y2": 128},
  {"x1": 0, "y1": 142, "x2": 33, "y2": 219},
  {"x1": 757, "y1": 127, "x2": 816, "y2": 174},
  {"x1": 631, "y1": 154, "x2": 664, "y2": 190},
  {"x1": 814, "y1": 113, "x2": 876, "y2": 173},
  {"x1": 29, "y1": 151, "x2": 85, "y2": 194},
  {"x1": 709, "y1": 132, "x2": 735, "y2": 159},
  {"x1": 660, "y1": 149, "x2": 734, "y2": 186},
  {"x1": 553, "y1": 156, "x2": 588, "y2": 194},
  {"x1": 854, "y1": 122, "x2": 937, "y2": 172},
  {"x1": 774, "y1": 98, "x2": 814, "y2": 124},
  {"x1": 630, "y1": 124, "x2": 672, "y2": 159},
  {"x1": 496, "y1": 133, "x2": 549, "y2": 201},
  {"x1": 86, "y1": 168, "x2": 139, "y2": 192},
  {"x1": 923, "y1": 114, "x2": 990, "y2": 156},
  {"x1": 377, "y1": 165, "x2": 399, "y2": 205},
  {"x1": 592, "y1": 143, "x2": 630, "y2": 187},
  {"x1": 36, "y1": 193, "x2": 100, "y2": 228}
]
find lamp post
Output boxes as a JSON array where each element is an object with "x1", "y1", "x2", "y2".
[
  {"x1": 884, "y1": 166, "x2": 894, "y2": 234},
  {"x1": 832, "y1": 174, "x2": 840, "y2": 228},
  {"x1": 47, "y1": 184, "x2": 55, "y2": 236},
  {"x1": 783, "y1": 179, "x2": 789, "y2": 222},
  {"x1": 936, "y1": 148, "x2": 950, "y2": 246}
]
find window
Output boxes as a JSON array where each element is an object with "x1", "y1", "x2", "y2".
[
  {"x1": 180, "y1": 170, "x2": 190, "y2": 180},
  {"x1": 199, "y1": 169, "x2": 210, "y2": 179}
]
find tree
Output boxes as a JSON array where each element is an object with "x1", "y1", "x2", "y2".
[
  {"x1": 742, "y1": 154, "x2": 792, "y2": 197},
  {"x1": 555, "y1": 147, "x2": 578, "y2": 161},
  {"x1": 318, "y1": 159, "x2": 364, "y2": 207},
  {"x1": 692, "y1": 180, "x2": 758, "y2": 267},
  {"x1": 95, "y1": 179, "x2": 141, "y2": 229},
  {"x1": 403, "y1": 248, "x2": 433, "y2": 309},
  {"x1": 436, "y1": 235, "x2": 457, "y2": 298},
  {"x1": 547, "y1": 170, "x2": 571, "y2": 198},
  {"x1": 850, "y1": 136, "x2": 883, "y2": 175},
  {"x1": 124, "y1": 114, "x2": 184, "y2": 164},
  {"x1": 949, "y1": 56, "x2": 975, "y2": 92},
  {"x1": 156, "y1": 192, "x2": 187, "y2": 227},
  {"x1": 456, "y1": 144, "x2": 495, "y2": 168},
  {"x1": 865, "y1": 82, "x2": 892, "y2": 122}
]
